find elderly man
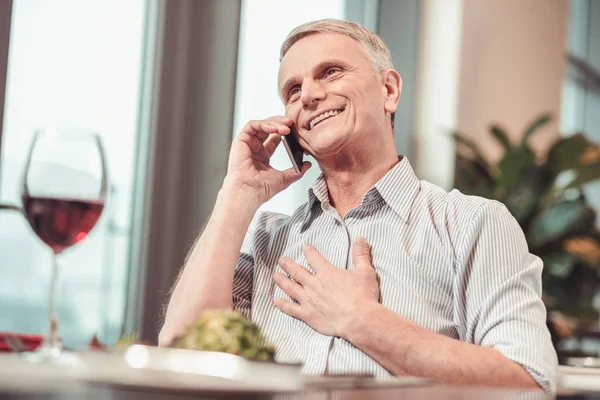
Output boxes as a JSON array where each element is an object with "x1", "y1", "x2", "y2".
[{"x1": 160, "y1": 19, "x2": 557, "y2": 392}]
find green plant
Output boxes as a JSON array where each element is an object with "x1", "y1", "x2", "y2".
[
  {"x1": 453, "y1": 114, "x2": 600, "y2": 327},
  {"x1": 171, "y1": 309, "x2": 275, "y2": 361}
]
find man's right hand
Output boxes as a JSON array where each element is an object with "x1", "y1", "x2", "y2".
[
  {"x1": 224, "y1": 116, "x2": 311, "y2": 207},
  {"x1": 161, "y1": 117, "x2": 310, "y2": 345}
]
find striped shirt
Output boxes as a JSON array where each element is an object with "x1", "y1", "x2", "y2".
[{"x1": 232, "y1": 157, "x2": 557, "y2": 392}]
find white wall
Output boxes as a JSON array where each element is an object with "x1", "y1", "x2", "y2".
[
  {"x1": 412, "y1": 0, "x2": 569, "y2": 189},
  {"x1": 456, "y1": 0, "x2": 568, "y2": 162}
]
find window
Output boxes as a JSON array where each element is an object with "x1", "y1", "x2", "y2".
[
  {"x1": 0, "y1": 0, "x2": 152, "y2": 347},
  {"x1": 560, "y1": 0, "x2": 600, "y2": 225},
  {"x1": 233, "y1": 0, "x2": 346, "y2": 215}
]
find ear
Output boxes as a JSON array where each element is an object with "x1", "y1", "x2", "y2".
[{"x1": 382, "y1": 69, "x2": 402, "y2": 114}]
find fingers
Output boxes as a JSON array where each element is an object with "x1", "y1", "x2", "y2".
[
  {"x1": 274, "y1": 298, "x2": 302, "y2": 319},
  {"x1": 352, "y1": 237, "x2": 373, "y2": 270},
  {"x1": 264, "y1": 134, "x2": 282, "y2": 157},
  {"x1": 278, "y1": 161, "x2": 312, "y2": 188},
  {"x1": 283, "y1": 161, "x2": 312, "y2": 178},
  {"x1": 274, "y1": 272, "x2": 306, "y2": 302},
  {"x1": 253, "y1": 121, "x2": 289, "y2": 141},
  {"x1": 299, "y1": 161, "x2": 312, "y2": 174},
  {"x1": 265, "y1": 115, "x2": 293, "y2": 125},
  {"x1": 278, "y1": 257, "x2": 313, "y2": 285},
  {"x1": 302, "y1": 243, "x2": 331, "y2": 273},
  {"x1": 239, "y1": 117, "x2": 292, "y2": 142}
]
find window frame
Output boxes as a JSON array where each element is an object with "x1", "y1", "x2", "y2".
[{"x1": 0, "y1": 0, "x2": 13, "y2": 193}]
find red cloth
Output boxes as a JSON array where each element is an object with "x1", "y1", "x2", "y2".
[{"x1": 0, "y1": 332, "x2": 43, "y2": 352}]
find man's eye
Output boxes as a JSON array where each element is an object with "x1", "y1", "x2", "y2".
[
  {"x1": 288, "y1": 88, "x2": 300, "y2": 101},
  {"x1": 326, "y1": 67, "x2": 340, "y2": 76}
]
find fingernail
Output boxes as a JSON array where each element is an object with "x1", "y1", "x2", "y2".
[
  {"x1": 356, "y1": 237, "x2": 368, "y2": 245},
  {"x1": 279, "y1": 256, "x2": 286, "y2": 265},
  {"x1": 303, "y1": 243, "x2": 312, "y2": 251}
]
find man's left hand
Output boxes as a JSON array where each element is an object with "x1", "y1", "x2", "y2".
[{"x1": 273, "y1": 237, "x2": 380, "y2": 338}]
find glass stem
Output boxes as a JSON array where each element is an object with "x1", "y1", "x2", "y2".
[{"x1": 46, "y1": 252, "x2": 62, "y2": 351}]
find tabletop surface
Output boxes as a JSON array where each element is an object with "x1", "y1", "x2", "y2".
[
  {"x1": 0, "y1": 382, "x2": 559, "y2": 400},
  {"x1": 0, "y1": 350, "x2": 597, "y2": 400}
]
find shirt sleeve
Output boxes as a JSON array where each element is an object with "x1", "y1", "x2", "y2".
[
  {"x1": 455, "y1": 200, "x2": 558, "y2": 393},
  {"x1": 232, "y1": 213, "x2": 260, "y2": 319}
]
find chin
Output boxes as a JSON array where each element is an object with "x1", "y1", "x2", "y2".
[
  {"x1": 307, "y1": 133, "x2": 351, "y2": 159},
  {"x1": 303, "y1": 118, "x2": 355, "y2": 157}
]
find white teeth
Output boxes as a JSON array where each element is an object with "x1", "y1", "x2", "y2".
[{"x1": 309, "y1": 109, "x2": 342, "y2": 130}]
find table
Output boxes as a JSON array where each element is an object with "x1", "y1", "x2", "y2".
[
  {"x1": 0, "y1": 351, "x2": 597, "y2": 400},
  {"x1": 0, "y1": 381, "x2": 557, "y2": 400}
]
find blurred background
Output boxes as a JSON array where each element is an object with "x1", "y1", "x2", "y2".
[{"x1": 0, "y1": 0, "x2": 598, "y2": 363}]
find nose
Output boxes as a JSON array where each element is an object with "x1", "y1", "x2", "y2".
[{"x1": 300, "y1": 79, "x2": 326, "y2": 108}]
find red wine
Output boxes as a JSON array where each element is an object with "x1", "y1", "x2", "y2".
[{"x1": 22, "y1": 196, "x2": 104, "y2": 254}]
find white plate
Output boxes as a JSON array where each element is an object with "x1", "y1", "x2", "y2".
[
  {"x1": 0, "y1": 346, "x2": 431, "y2": 394},
  {"x1": 0, "y1": 346, "x2": 303, "y2": 394}
]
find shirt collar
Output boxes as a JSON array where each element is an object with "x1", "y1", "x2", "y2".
[
  {"x1": 302, "y1": 156, "x2": 421, "y2": 226},
  {"x1": 303, "y1": 174, "x2": 328, "y2": 223},
  {"x1": 373, "y1": 156, "x2": 421, "y2": 223}
]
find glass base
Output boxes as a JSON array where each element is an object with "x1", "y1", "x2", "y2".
[{"x1": 22, "y1": 345, "x2": 80, "y2": 366}]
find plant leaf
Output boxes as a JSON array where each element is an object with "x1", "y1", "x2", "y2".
[
  {"x1": 527, "y1": 197, "x2": 597, "y2": 248},
  {"x1": 502, "y1": 164, "x2": 551, "y2": 224},
  {"x1": 521, "y1": 114, "x2": 552, "y2": 146},
  {"x1": 546, "y1": 133, "x2": 599, "y2": 177},
  {"x1": 451, "y1": 131, "x2": 491, "y2": 167},
  {"x1": 490, "y1": 125, "x2": 511, "y2": 151},
  {"x1": 563, "y1": 232, "x2": 600, "y2": 268},
  {"x1": 451, "y1": 131, "x2": 481, "y2": 153},
  {"x1": 454, "y1": 155, "x2": 495, "y2": 199},
  {"x1": 495, "y1": 147, "x2": 536, "y2": 191},
  {"x1": 542, "y1": 251, "x2": 577, "y2": 278},
  {"x1": 551, "y1": 261, "x2": 600, "y2": 324},
  {"x1": 564, "y1": 161, "x2": 600, "y2": 189},
  {"x1": 567, "y1": 53, "x2": 600, "y2": 95}
]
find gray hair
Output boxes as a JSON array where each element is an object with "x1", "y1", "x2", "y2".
[{"x1": 279, "y1": 19, "x2": 396, "y2": 129}]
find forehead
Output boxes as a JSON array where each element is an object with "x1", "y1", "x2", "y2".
[{"x1": 278, "y1": 33, "x2": 370, "y2": 88}]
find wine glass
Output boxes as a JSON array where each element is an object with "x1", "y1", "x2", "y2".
[{"x1": 21, "y1": 128, "x2": 108, "y2": 364}]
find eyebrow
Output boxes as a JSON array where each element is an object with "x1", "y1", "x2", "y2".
[
  {"x1": 279, "y1": 58, "x2": 349, "y2": 99},
  {"x1": 279, "y1": 75, "x2": 301, "y2": 101}
]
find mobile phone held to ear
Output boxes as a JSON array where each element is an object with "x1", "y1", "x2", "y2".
[{"x1": 282, "y1": 124, "x2": 304, "y2": 174}]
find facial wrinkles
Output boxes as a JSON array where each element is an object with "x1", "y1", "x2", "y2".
[{"x1": 278, "y1": 34, "x2": 389, "y2": 156}]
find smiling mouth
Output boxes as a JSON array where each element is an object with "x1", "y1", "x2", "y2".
[{"x1": 308, "y1": 109, "x2": 344, "y2": 130}]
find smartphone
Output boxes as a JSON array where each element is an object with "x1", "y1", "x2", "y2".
[{"x1": 282, "y1": 124, "x2": 304, "y2": 174}]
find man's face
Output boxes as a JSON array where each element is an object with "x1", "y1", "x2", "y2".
[{"x1": 278, "y1": 33, "x2": 397, "y2": 158}]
